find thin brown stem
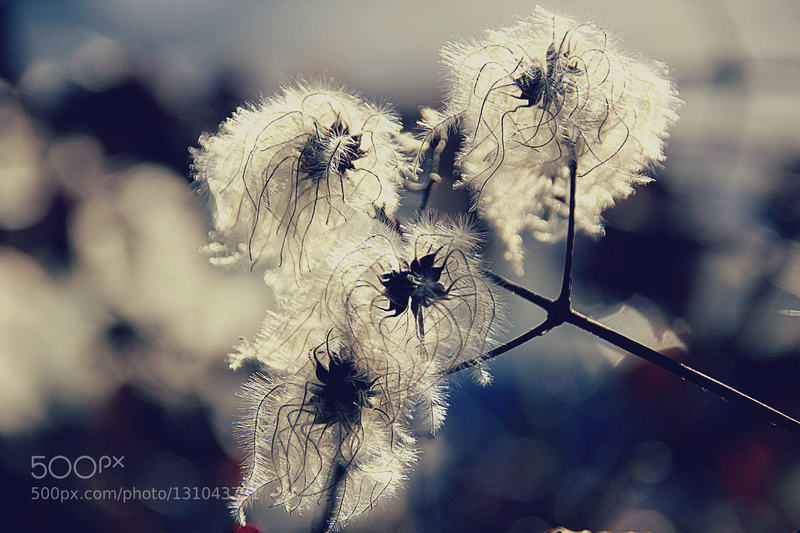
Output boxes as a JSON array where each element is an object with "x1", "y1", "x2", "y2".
[
  {"x1": 483, "y1": 270, "x2": 553, "y2": 310},
  {"x1": 460, "y1": 269, "x2": 800, "y2": 437},
  {"x1": 417, "y1": 174, "x2": 439, "y2": 214},
  {"x1": 558, "y1": 152, "x2": 578, "y2": 304},
  {"x1": 417, "y1": 131, "x2": 446, "y2": 214},
  {"x1": 565, "y1": 309, "x2": 800, "y2": 437},
  {"x1": 314, "y1": 461, "x2": 347, "y2": 533},
  {"x1": 446, "y1": 317, "x2": 557, "y2": 375}
]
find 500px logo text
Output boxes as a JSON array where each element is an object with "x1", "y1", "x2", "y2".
[{"x1": 31, "y1": 455, "x2": 125, "y2": 480}]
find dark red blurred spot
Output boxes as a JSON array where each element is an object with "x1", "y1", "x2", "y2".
[
  {"x1": 626, "y1": 361, "x2": 675, "y2": 399},
  {"x1": 717, "y1": 438, "x2": 773, "y2": 496},
  {"x1": 233, "y1": 525, "x2": 261, "y2": 533}
]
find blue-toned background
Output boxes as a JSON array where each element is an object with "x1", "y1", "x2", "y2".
[{"x1": 1, "y1": 1, "x2": 799, "y2": 531}]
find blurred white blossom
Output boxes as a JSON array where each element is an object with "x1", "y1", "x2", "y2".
[
  {"x1": 70, "y1": 163, "x2": 270, "y2": 404},
  {"x1": 0, "y1": 249, "x2": 113, "y2": 432},
  {"x1": 47, "y1": 135, "x2": 106, "y2": 199},
  {"x1": 0, "y1": 98, "x2": 55, "y2": 230},
  {"x1": 72, "y1": 164, "x2": 268, "y2": 357},
  {"x1": 593, "y1": 296, "x2": 687, "y2": 366}
]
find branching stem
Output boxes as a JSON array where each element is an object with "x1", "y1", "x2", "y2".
[
  {"x1": 565, "y1": 309, "x2": 800, "y2": 436},
  {"x1": 483, "y1": 270, "x2": 552, "y2": 309},
  {"x1": 452, "y1": 270, "x2": 800, "y2": 437},
  {"x1": 420, "y1": 124, "x2": 799, "y2": 436}
]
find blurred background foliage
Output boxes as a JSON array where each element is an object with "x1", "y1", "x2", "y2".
[{"x1": 0, "y1": 1, "x2": 798, "y2": 532}]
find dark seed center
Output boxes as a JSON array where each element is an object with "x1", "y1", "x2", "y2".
[
  {"x1": 298, "y1": 120, "x2": 365, "y2": 180},
  {"x1": 310, "y1": 350, "x2": 375, "y2": 427}
]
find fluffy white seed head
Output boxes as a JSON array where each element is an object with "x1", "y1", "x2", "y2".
[
  {"x1": 231, "y1": 337, "x2": 418, "y2": 529},
  {"x1": 191, "y1": 82, "x2": 409, "y2": 275},
  {"x1": 324, "y1": 215, "x2": 502, "y2": 391},
  {"x1": 431, "y1": 5, "x2": 681, "y2": 273}
]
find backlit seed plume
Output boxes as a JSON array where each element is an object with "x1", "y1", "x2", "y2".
[
  {"x1": 232, "y1": 337, "x2": 417, "y2": 530},
  {"x1": 227, "y1": 261, "x2": 334, "y2": 373},
  {"x1": 191, "y1": 82, "x2": 409, "y2": 274},
  {"x1": 325, "y1": 215, "x2": 501, "y2": 390},
  {"x1": 428, "y1": 5, "x2": 680, "y2": 273},
  {"x1": 228, "y1": 304, "x2": 324, "y2": 374},
  {"x1": 227, "y1": 219, "x2": 452, "y2": 432}
]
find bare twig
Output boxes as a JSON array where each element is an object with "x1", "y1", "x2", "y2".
[
  {"x1": 417, "y1": 172, "x2": 440, "y2": 214},
  {"x1": 558, "y1": 153, "x2": 579, "y2": 305},
  {"x1": 416, "y1": 125, "x2": 447, "y2": 214},
  {"x1": 313, "y1": 461, "x2": 347, "y2": 533},
  {"x1": 565, "y1": 309, "x2": 800, "y2": 437},
  {"x1": 446, "y1": 317, "x2": 557, "y2": 375},
  {"x1": 483, "y1": 270, "x2": 552, "y2": 310},
  {"x1": 456, "y1": 270, "x2": 800, "y2": 437}
]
